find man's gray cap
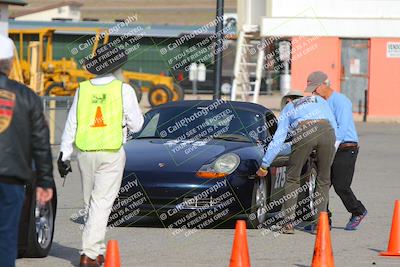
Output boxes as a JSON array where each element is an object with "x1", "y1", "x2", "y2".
[{"x1": 305, "y1": 71, "x2": 328, "y2": 93}]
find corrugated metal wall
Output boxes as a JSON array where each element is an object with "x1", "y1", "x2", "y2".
[{"x1": 11, "y1": 33, "x2": 214, "y2": 75}]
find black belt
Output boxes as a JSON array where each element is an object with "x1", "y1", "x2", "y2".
[
  {"x1": 298, "y1": 119, "x2": 328, "y2": 126},
  {"x1": 339, "y1": 142, "x2": 358, "y2": 150},
  {"x1": 0, "y1": 176, "x2": 25, "y2": 186}
]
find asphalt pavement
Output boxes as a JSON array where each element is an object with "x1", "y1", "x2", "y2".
[{"x1": 16, "y1": 121, "x2": 400, "y2": 267}]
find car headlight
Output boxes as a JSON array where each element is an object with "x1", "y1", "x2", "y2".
[{"x1": 196, "y1": 153, "x2": 240, "y2": 179}]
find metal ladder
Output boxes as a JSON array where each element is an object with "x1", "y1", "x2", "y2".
[{"x1": 231, "y1": 30, "x2": 265, "y2": 103}]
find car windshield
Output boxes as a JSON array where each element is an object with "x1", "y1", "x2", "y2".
[{"x1": 136, "y1": 104, "x2": 268, "y2": 142}]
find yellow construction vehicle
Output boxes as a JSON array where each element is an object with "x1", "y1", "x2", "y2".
[{"x1": 9, "y1": 28, "x2": 184, "y2": 107}]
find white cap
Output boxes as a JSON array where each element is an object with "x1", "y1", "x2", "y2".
[{"x1": 0, "y1": 35, "x2": 15, "y2": 60}]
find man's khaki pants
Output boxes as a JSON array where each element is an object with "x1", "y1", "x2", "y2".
[
  {"x1": 282, "y1": 120, "x2": 336, "y2": 224},
  {"x1": 77, "y1": 148, "x2": 125, "y2": 259}
]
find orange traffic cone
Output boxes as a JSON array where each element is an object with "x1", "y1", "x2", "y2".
[
  {"x1": 104, "y1": 240, "x2": 121, "y2": 267},
  {"x1": 229, "y1": 220, "x2": 251, "y2": 267},
  {"x1": 380, "y1": 200, "x2": 400, "y2": 257},
  {"x1": 91, "y1": 106, "x2": 107, "y2": 127},
  {"x1": 311, "y1": 212, "x2": 334, "y2": 267}
]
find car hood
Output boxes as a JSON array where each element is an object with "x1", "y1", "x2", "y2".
[{"x1": 124, "y1": 138, "x2": 256, "y2": 172}]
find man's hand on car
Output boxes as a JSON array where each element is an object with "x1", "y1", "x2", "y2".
[
  {"x1": 256, "y1": 166, "x2": 268, "y2": 177},
  {"x1": 57, "y1": 152, "x2": 72, "y2": 178},
  {"x1": 36, "y1": 187, "x2": 53, "y2": 206}
]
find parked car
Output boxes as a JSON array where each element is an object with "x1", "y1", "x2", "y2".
[
  {"x1": 18, "y1": 180, "x2": 57, "y2": 258},
  {"x1": 109, "y1": 100, "x2": 317, "y2": 229}
]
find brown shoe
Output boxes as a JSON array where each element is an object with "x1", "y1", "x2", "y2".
[
  {"x1": 97, "y1": 255, "x2": 105, "y2": 265},
  {"x1": 281, "y1": 224, "x2": 295, "y2": 234},
  {"x1": 80, "y1": 254, "x2": 100, "y2": 267}
]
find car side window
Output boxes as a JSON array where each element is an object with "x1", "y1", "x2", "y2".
[
  {"x1": 137, "y1": 113, "x2": 160, "y2": 137},
  {"x1": 265, "y1": 113, "x2": 277, "y2": 136}
]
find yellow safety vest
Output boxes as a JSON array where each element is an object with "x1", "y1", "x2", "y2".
[{"x1": 75, "y1": 80, "x2": 123, "y2": 151}]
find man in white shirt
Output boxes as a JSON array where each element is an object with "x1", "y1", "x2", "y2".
[{"x1": 58, "y1": 43, "x2": 144, "y2": 267}]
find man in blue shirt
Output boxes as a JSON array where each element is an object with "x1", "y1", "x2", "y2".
[
  {"x1": 305, "y1": 71, "x2": 367, "y2": 231},
  {"x1": 256, "y1": 93, "x2": 338, "y2": 234}
]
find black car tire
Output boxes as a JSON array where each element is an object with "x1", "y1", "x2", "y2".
[
  {"x1": 248, "y1": 161, "x2": 317, "y2": 229},
  {"x1": 45, "y1": 82, "x2": 65, "y2": 96},
  {"x1": 148, "y1": 85, "x2": 173, "y2": 107},
  {"x1": 248, "y1": 176, "x2": 269, "y2": 229},
  {"x1": 23, "y1": 186, "x2": 57, "y2": 258}
]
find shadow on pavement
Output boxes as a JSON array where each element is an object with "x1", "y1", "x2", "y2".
[
  {"x1": 368, "y1": 247, "x2": 382, "y2": 253},
  {"x1": 70, "y1": 215, "x2": 84, "y2": 225},
  {"x1": 115, "y1": 215, "x2": 238, "y2": 229},
  {"x1": 49, "y1": 242, "x2": 80, "y2": 267},
  {"x1": 331, "y1": 226, "x2": 346, "y2": 230}
]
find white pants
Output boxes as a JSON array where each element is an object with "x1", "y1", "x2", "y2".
[{"x1": 77, "y1": 148, "x2": 126, "y2": 259}]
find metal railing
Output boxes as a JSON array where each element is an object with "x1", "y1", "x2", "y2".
[{"x1": 42, "y1": 96, "x2": 74, "y2": 145}]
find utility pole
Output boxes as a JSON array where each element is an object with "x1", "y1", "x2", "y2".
[{"x1": 213, "y1": 0, "x2": 224, "y2": 100}]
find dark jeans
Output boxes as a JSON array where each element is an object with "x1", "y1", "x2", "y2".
[
  {"x1": 331, "y1": 147, "x2": 366, "y2": 216},
  {"x1": 282, "y1": 120, "x2": 336, "y2": 222},
  {"x1": 0, "y1": 182, "x2": 25, "y2": 267}
]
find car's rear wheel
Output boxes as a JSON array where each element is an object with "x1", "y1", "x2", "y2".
[
  {"x1": 249, "y1": 176, "x2": 268, "y2": 228},
  {"x1": 23, "y1": 188, "x2": 57, "y2": 258}
]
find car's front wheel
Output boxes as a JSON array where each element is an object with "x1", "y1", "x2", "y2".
[
  {"x1": 249, "y1": 176, "x2": 268, "y2": 228},
  {"x1": 23, "y1": 188, "x2": 57, "y2": 258}
]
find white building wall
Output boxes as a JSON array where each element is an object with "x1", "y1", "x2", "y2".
[
  {"x1": 269, "y1": 0, "x2": 400, "y2": 19},
  {"x1": 15, "y1": 5, "x2": 80, "y2": 21},
  {"x1": 237, "y1": 0, "x2": 266, "y2": 30},
  {"x1": 258, "y1": 0, "x2": 400, "y2": 37},
  {"x1": 261, "y1": 17, "x2": 400, "y2": 38},
  {"x1": 0, "y1": 4, "x2": 8, "y2": 36}
]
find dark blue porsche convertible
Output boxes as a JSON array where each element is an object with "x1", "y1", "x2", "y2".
[{"x1": 109, "y1": 100, "x2": 317, "y2": 230}]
